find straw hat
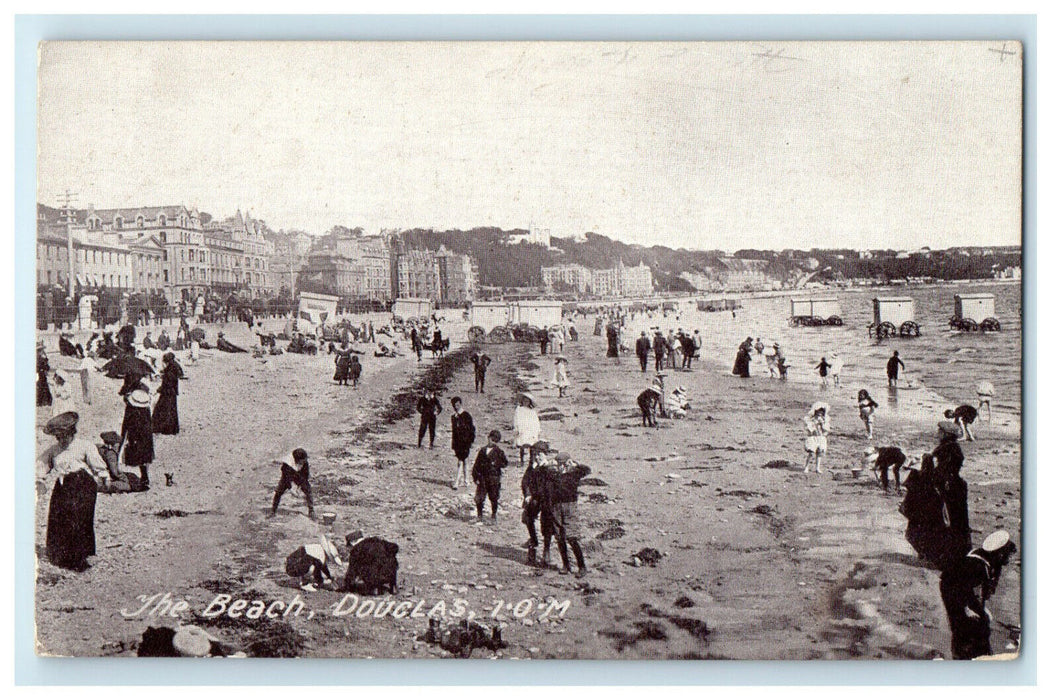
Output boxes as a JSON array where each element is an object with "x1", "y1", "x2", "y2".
[
  {"x1": 982, "y1": 530, "x2": 1011, "y2": 553},
  {"x1": 127, "y1": 389, "x2": 151, "y2": 408},
  {"x1": 172, "y1": 625, "x2": 212, "y2": 658},
  {"x1": 519, "y1": 392, "x2": 536, "y2": 407}
]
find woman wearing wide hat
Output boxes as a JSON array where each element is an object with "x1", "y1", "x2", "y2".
[
  {"x1": 152, "y1": 352, "x2": 185, "y2": 435},
  {"x1": 40, "y1": 412, "x2": 109, "y2": 570},
  {"x1": 121, "y1": 387, "x2": 156, "y2": 489}
]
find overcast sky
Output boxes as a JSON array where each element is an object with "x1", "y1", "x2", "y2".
[{"x1": 38, "y1": 41, "x2": 1022, "y2": 250}]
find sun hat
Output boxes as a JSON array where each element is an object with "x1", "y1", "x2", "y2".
[
  {"x1": 172, "y1": 625, "x2": 212, "y2": 658},
  {"x1": 810, "y1": 401, "x2": 830, "y2": 414},
  {"x1": 100, "y1": 431, "x2": 121, "y2": 445},
  {"x1": 519, "y1": 392, "x2": 536, "y2": 407},
  {"x1": 982, "y1": 530, "x2": 1011, "y2": 552},
  {"x1": 44, "y1": 411, "x2": 78, "y2": 436},
  {"x1": 127, "y1": 389, "x2": 151, "y2": 408},
  {"x1": 862, "y1": 446, "x2": 878, "y2": 456},
  {"x1": 555, "y1": 452, "x2": 571, "y2": 463}
]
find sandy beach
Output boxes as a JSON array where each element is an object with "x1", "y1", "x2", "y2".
[{"x1": 34, "y1": 289, "x2": 1022, "y2": 659}]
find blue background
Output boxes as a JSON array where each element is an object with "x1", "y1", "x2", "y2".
[{"x1": 14, "y1": 13, "x2": 1036, "y2": 685}]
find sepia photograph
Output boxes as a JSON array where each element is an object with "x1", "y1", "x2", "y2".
[{"x1": 32, "y1": 40, "x2": 1023, "y2": 661}]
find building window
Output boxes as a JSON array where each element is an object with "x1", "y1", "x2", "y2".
[
  {"x1": 159, "y1": 215, "x2": 167, "y2": 227},
  {"x1": 114, "y1": 217, "x2": 123, "y2": 230},
  {"x1": 137, "y1": 216, "x2": 144, "y2": 228},
  {"x1": 164, "y1": 270, "x2": 169, "y2": 283}
]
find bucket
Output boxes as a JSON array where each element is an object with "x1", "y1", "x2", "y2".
[{"x1": 320, "y1": 511, "x2": 336, "y2": 526}]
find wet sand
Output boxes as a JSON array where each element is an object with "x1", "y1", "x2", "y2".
[{"x1": 34, "y1": 300, "x2": 1021, "y2": 659}]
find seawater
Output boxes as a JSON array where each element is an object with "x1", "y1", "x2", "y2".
[{"x1": 620, "y1": 281, "x2": 1022, "y2": 423}]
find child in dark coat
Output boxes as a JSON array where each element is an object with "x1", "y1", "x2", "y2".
[{"x1": 472, "y1": 430, "x2": 508, "y2": 520}]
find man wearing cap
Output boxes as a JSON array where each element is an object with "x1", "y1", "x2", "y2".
[
  {"x1": 652, "y1": 331, "x2": 667, "y2": 372},
  {"x1": 472, "y1": 430, "x2": 508, "y2": 520},
  {"x1": 939, "y1": 531, "x2": 1017, "y2": 659},
  {"x1": 521, "y1": 441, "x2": 555, "y2": 566},
  {"x1": 635, "y1": 331, "x2": 651, "y2": 373},
  {"x1": 471, "y1": 351, "x2": 491, "y2": 393},
  {"x1": 545, "y1": 453, "x2": 592, "y2": 577},
  {"x1": 415, "y1": 389, "x2": 443, "y2": 449}
]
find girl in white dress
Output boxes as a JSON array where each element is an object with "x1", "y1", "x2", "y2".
[{"x1": 803, "y1": 402, "x2": 831, "y2": 474}]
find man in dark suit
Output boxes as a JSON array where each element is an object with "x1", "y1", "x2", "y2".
[
  {"x1": 416, "y1": 389, "x2": 443, "y2": 448},
  {"x1": 635, "y1": 331, "x2": 651, "y2": 372}
]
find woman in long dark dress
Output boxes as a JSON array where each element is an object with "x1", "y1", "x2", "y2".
[
  {"x1": 37, "y1": 344, "x2": 52, "y2": 407},
  {"x1": 40, "y1": 411, "x2": 108, "y2": 570},
  {"x1": 152, "y1": 352, "x2": 184, "y2": 435},
  {"x1": 122, "y1": 387, "x2": 156, "y2": 489},
  {"x1": 333, "y1": 347, "x2": 352, "y2": 385},
  {"x1": 605, "y1": 325, "x2": 619, "y2": 359}
]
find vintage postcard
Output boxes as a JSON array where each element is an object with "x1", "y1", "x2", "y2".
[{"x1": 34, "y1": 41, "x2": 1022, "y2": 660}]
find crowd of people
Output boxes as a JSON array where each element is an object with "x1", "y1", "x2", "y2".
[
  {"x1": 37, "y1": 320, "x2": 195, "y2": 571},
  {"x1": 35, "y1": 299, "x2": 1018, "y2": 660}
]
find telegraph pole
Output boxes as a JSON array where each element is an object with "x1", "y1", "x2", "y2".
[{"x1": 57, "y1": 190, "x2": 78, "y2": 301}]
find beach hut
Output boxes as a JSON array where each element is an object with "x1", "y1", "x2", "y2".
[
  {"x1": 468, "y1": 301, "x2": 513, "y2": 341},
  {"x1": 297, "y1": 291, "x2": 339, "y2": 326},
  {"x1": 869, "y1": 297, "x2": 919, "y2": 339},
  {"x1": 509, "y1": 300, "x2": 563, "y2": 329},
  {"x1": 392, "y1": 297, "x2": 433, "y2": 322},
  {"x1": 951, "y1": 293, "x2": 1000, "y2": 332},
  {"x1": 789, "y1": 297, "x2": 843, "y2": 327}
]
